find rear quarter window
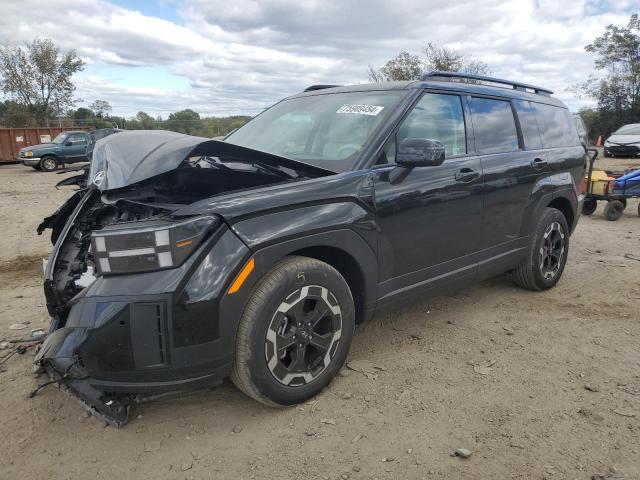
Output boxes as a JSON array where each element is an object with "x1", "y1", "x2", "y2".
[
  {"x1": 469, "y1": 97, "x2": 519, "y2": 154},
  {"x1": 531, "y1": 103, "x2": 579, "y2": 148},
  {"x1": 513, "y1": 100, "x2": 543, "y2": 150}
]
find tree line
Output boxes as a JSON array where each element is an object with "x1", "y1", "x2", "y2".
[
  {"x1": 572, "y1": 14, "x2": 640, "y2": 139},
  {"x1": 0, "y1": 38, "x2": 249, "y2": 137},
  {"x1": 1, "y1": 14, "x2": 639, "y2": 140}
]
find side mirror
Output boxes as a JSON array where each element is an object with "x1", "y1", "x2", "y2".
[
  {"x1": 64, "y1": 141, "x2": 73, "y2": 147},
  {"x1": 396, "y1": 138, "x2": 445, "y2": 167}
]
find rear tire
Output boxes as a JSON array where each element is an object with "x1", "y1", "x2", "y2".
[
  {"x1": 582, "y1": 198, "x2": 597, "y2": 216},
  {"x1": 604, "y1": 200, "x2": 624, "y2": 221},
  {"x1": 231, "y1": 256, "x2": 355, "y2": 407},
  {"x1": 512, "y1": 207, "x2": 569, "y2": 291},
  {"x1": 39, "y1": 156, "x2": 58, "y2": 172}
]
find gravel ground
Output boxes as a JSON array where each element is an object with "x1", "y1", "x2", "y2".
[{"x1": 0, "y1": 156, "x2": 639, "y2": 480}]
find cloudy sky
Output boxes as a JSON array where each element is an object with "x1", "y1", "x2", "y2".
[{"x1": 0, "y1": 0, "x2": 636, "y2": 118}]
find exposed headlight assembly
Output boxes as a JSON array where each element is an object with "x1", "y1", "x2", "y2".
[{"x1": 91, "y1": 216, "x2": 218, "y2": 275}]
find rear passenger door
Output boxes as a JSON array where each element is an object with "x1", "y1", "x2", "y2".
[{"x1": 468, "y1": 96, "x2": 548, "y2": 268}]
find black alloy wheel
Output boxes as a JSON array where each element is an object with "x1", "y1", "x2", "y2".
[
  {"x1": 231, "y1": 256, "x2": 355, "y2": 406},
  {"x1": 512, "y1": 207, "x2": 570, "y2": 291},
  {"x1": 539, "y1": 221, "x2": 565, "y2": 281},
  {"x1": 265, "y1": 285, "x2": 342, "y2": 387}
]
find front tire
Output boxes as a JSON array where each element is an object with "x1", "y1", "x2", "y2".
[
  {"x1": 512, "y1": 207, "x2": 569, "y2": 291},
  {"x1": 231, "y1": 256, "x2": 355, "y2": 407},
  {"x1": 39, "y1": 156, "x2": 58, "y2": 172}
]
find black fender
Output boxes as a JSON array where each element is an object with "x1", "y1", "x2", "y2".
[
  {"x1": 518, "y1": 172, "x2": 579, "y2": 238},
  {"x1": 219, "y1": 201, "x2": 379, "y2": 329}
]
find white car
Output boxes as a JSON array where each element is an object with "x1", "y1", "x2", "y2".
[{"x1": 604, "y1": 123, "x2": 640, "y2": 157}]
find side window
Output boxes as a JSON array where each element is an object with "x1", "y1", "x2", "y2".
[
  {"x1": 383, "y1": 93, "x2": 466, "y2": 163},
  {"x1": 68, "y1": 134, "x2": 87, "y2": 144},
  {"x1": 469, "y1": 97, "x2": 519, "y2": 154},
  {"x1": 513, "y1": 100, "x2": 543, "y2": 150},
  {"x1": 531, "y1": 103, "x2": 579, "y2": 148}
]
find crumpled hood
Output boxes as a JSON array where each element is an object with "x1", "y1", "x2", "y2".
[
  {"x1": 606, "y1": 134, "x2": 640, "y2": 145},
  {"x1": 89, "y1": 130, "x2": 335, "y2": 191}
]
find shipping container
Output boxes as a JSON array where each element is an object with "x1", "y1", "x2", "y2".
[{"x1": 0, "y1": 127, "x2": 93, "y2": 163}]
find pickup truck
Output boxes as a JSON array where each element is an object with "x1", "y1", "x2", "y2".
[{"x1": 18, "y1": 129, "x2": 121, "y2": 172}]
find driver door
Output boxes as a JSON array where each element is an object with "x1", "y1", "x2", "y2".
[
  {"x1": 372, "y1": 92, "x2": 484, "y2": 302},
  {"x1": 64, "y1": 133, "x2": 89, "y2": 162}
]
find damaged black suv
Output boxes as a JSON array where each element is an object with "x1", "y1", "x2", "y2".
[{"x1": 35, "y1": 72, "x2": 586, "y2": 425}]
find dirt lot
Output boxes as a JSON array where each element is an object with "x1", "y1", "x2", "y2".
[{"x1": 1, "y1": 156, "x2": 639, "y2": 480}]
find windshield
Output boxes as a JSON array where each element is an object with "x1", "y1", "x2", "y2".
[
  {"x1": 52, "y1": 133, "x2": 68, "y2": 144},
  {"x1": 614, "y1": 124, "x2": 640, "y2": 135},
  {"x1": 225, "y1": 90, "x2": 404, "y2": 171}
]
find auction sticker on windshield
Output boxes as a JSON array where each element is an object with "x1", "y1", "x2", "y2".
[{"x1": 336, "y1": 105, "x2": 384, "y2": 116}]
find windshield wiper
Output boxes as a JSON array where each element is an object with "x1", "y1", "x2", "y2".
[{"x1": 251, "y1": 160, "x2": 297, "y2": 180}]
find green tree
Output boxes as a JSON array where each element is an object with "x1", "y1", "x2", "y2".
[
  {"x1": 368, "y1": 51, "x2": 423, "y2": 82},
  {"x1": 368, "y1": 43, "x2": 490, "y2": 82},
  {"x1": 89, "y1": 99, "x2": 112, "y2": 118},
  {"x1": 423, "y1": 42, "x2": 490, "y2": 75},
  {"x1": 0, "y1": 99, "x2": 35, "y2": 127},
  {"x1": 0, "y1": 38, "x2": 85, "y2": 125},
  {"x1": 166, "y1": 109, "x2": 200, "y2": 134},
  {"x1": 573, "y1": 14, "x2": 640, "y2": 134},
  {"x1": 72, "y1": 107, "x2": 96, "y2": 123},
  {"x1": 133, "y1": 111, "x2": 158, "y2": 129},
  {"x1": 193, "y1": 115, "x2": 251, "y2": 138}
]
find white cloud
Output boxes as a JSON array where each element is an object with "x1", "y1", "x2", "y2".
[{"x1": 0, "y1": 0, "x2": 636, "y2": 116}]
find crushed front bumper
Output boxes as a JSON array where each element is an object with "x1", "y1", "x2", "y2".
[
  {"x1": 34, "y1": 225, "x2": 252, "y2": 426},
  {"x1": 35, "y1": 328, "x2": 132, "y2": 426}
]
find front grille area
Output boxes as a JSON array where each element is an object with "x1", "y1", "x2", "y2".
[
  {"x1": 608, "y1": 145, "x2": 640, "y2": 155},
  {"x1": 130, "y1": 303, "x2": 167, "y2": 369},
  {"x1": 80, "y1": 301, "x2": 168, "y2": 375}
]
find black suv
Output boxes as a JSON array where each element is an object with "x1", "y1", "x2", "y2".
[{"x1": 35, "y1": 72, "x2": 585, "y2": 425}]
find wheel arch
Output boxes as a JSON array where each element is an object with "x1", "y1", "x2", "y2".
[
  {"x1": 241, "y1": 229, "x2": 378, "y2": 326},
  {"x1": 547, "y1": 196, "x2": 575, "y2": 232},
  {"x1": 288, "y1": 244, "x2": 369, "y2": 324}
]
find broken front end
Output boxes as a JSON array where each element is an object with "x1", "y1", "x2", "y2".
[{"x1": 34, "y1": 130, "x2": 332, "y2": 426}]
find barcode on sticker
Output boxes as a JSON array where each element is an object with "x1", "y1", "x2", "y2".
[{"x1": 336, "y1": 105, "x2": 384, "y2": 116}]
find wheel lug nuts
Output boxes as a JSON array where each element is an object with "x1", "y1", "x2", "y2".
[
  {"x1": 298, "y1": 344, "x2": 304, "y2": 348},
  {"x1": 292, "y1": 335, "x2": 296, "y2": 339}
]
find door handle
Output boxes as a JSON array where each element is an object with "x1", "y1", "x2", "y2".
[
  {"x1": 531, "y1": 157, "x2": 548, "y2": 170},
  {"x1": 454, "y1": 168, "x2": 479, "y2": 182}
]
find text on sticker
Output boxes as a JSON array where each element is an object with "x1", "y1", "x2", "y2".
[{"x1": 336, "y1": 105, "x2": 384, "y2": 116}]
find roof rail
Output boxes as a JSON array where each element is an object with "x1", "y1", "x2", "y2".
[
  {"x1": 303, "y1": 84, "x2": 341, "y2": 92},
  {"x1": 420, "y1": 71, "x2": 553, "y2": 96}
]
